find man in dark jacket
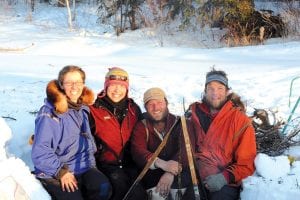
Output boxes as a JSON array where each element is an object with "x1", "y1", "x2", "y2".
[{"x1": 131, "y1": 87, "x2": 192, "y2": 200}]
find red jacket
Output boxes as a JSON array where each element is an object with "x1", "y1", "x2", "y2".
[
  {"x1": 89, "y1": 97, "x2": 141, "y2": 165},
  {"x1": 189, "y1": 100, "x2": 256, "y2": 184}
]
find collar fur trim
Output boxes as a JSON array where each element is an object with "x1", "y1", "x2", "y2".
[{"x1": 46, "y1": 80, "x2": 94, "y2": 114}]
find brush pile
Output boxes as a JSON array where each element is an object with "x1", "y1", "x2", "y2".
[{"x1": 251, "y1": 109, "x2": 300, "y2": 156}]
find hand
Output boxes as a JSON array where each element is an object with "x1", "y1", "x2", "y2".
[
  {"x1": 203, "y1": 173, "x2": 227, "y2": 192},
  {"x1": 156, "y1": 172, "x2": 174, "y2": 198},
  {"x1": 60, "y1": 171, "x2": 78, "y2": 192},
  {"x1": 165, "y1": 160, "x2": 182, "y2": 176},
  {"x1": 155, "y1": 159, "x2": 182, "y2": 175}
]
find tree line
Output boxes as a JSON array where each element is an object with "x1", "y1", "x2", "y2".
[{"x1": 10, "y1": 0, "x2": 300, "y2": 46}]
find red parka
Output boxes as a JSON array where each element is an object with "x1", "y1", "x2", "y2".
[
  {"x1": 189, "y1": 100, "x2": 256, "y2": 184},
  {"x1": 89, "y1": 97, "x2": 141, "y2": 165}
]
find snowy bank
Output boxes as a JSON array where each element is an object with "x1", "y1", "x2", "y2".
[
  {"x1": 0, "y1": 117, "x2": 50, "y2": 200},
  {"x1": 241, "y1": 153, "x2": 300, "y2": 200}
]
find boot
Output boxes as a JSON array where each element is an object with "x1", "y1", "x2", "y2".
[
  {"x1": 170, "y1": 188, "x2": 187, "y2": 200},
  {"x1": 147, "y1": 187, "x2": 167, "y2": 200}
]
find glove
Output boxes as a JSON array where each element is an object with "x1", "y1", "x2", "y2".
[{"x1": 204, "y1": 173, "x2": 227, "y2": 192}]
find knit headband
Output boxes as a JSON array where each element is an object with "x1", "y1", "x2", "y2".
[{"x1": 205, "y1": 74, "x2": 228, "y2": 87}]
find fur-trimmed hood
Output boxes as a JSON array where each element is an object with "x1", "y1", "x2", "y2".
[
  {"x1": 227, "y1": 92, "x2": 246, "y2": 113},
  {"x1": 46, "y1": 80, "x2": 94, "y2": 114}
]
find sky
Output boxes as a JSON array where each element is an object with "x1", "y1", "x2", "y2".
[{"x1": 0, "y1": 2, "x2": 300, "y2": 200}]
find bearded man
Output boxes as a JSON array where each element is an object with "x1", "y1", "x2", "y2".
[
  {"x1": 131, "y1": 87, "x2": 193, "y2": 200},
  {"x1": 188, "y1": 68, "x2": 257, "y2": 200}
]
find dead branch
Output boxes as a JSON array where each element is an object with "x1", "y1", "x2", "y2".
[
  {"x1": 0, "y1": 43, "x2": 34, "y2": 52},
  {"x1": 1, "y1": 116, "x2": 17, "y2": 121}
]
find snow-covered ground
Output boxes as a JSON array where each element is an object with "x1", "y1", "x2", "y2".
[{"x1": 0, "y1": 2, "x2": 300, "y2": 200}]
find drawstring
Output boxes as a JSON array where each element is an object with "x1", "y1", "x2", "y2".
[{"x1": 128, "y1": 102, "x2": 135, "y2": 116}]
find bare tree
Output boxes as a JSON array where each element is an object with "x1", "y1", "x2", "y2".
[
  {"x1": 31, "y1": 0, "x2": 34, "y2": 12},
  {"x1": 65, "y1": 0, "x2": 73, "y2": 30}
]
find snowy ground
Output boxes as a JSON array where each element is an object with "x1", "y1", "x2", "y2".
[{"x1": 0, "y1": 2, "x2": 300, "y2": 200}]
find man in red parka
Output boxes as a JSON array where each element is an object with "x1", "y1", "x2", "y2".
[{"x1": 188, "y1": 68, "x2": 256, "y2": 200}]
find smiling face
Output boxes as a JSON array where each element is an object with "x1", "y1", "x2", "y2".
[
  {"x1": 205, "y1": 81, "x2": 228, "y2": 113},
  {"x1": 106, "y1": 83, "x2": 127, "y2": 103},
  {"x1": 62, "y1": 71, "x2": 84, "y2": 103},
  {"x1": 145, "y1": 99, "x2": 168, "y2": 122}
]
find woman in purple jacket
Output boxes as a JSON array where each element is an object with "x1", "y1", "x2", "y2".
[{"x1": 31, "y1": 65, "x2": 111, "y2": 200}]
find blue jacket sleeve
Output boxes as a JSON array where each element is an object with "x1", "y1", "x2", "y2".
[{"x1": 31, "y1": 113, "x2": 63, "y2": 178}]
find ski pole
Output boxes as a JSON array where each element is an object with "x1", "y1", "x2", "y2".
[
  {"x1": 288, "y1": 76, "x2": 300, "y2": 107},
  {"x1": 181, "y1": 116, "x2": 201, "y2": 200},
  {"x1": 282, "y1": 96, "x2": 300, "y2": 135}
]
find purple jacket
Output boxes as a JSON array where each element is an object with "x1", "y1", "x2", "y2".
[{"x1": 32, "y1": 99, "x2": 97, "y2": 179}]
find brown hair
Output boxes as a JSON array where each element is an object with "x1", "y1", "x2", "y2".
[
  {"x1": 205, "y1": 67, "x2": 229, "y2": 89},
  {"x1": 57, "y1": 65, "x2": 86, "y2": 87}
]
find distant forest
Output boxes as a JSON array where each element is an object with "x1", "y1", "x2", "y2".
[{"x1": 4, "y1": 0, "x2": 300, "y2": 46}]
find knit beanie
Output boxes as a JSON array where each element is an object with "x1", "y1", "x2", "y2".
[
  {"x1": 104, "y1": 67, "x2": 129, "y2": 90},
  {"x1": 143, "y1": 87, "x2": 166, "y2": 104}
]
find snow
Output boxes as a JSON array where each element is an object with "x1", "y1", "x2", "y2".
[
  {"x1": 1, "y1": 2, "x2": 300, "y2": 200},
  {"x1": 0, "y1": 118, "x2": 51, "y2": 199},
  {"x1": 255, "y1": 153, "x2": 291, "y2": 179}
]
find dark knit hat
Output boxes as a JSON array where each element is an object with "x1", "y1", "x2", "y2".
[
  {"x1": 104, "y1": 67, "x2": 129, "y2": 90},
  {"x1": 143, "y1": 87, "x2": 166, "y2": 104},
  {"x1": 205, "y1": 73, "x2": 228, "y2": 87}
]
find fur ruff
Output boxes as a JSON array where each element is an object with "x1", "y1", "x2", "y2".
[
  {"x1": 46, "y1": 80, "x2": 94, "y2": 114},
  {"x1": 228, "y1": 92, "x2": 246, "y2": 113}
]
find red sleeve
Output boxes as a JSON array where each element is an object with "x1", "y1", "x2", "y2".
[
  {"x1": 130, "y1": 121, "x2": 153, "y2": 168},
  {"x1": 227, "y1": 117, "x2": 257, "y2": 183}
]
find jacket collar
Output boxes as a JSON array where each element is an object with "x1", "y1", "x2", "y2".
[{"x1": 46, "y1": 79, "x2": 94, "y2": 114}]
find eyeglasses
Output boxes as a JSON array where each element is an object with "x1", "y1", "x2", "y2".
[
  {"x1": 63, "y1": 81, "x2": 84, "y2": 87},
  {"x1": 108, "y1": 75, "x2": 128, "y2": 81}
]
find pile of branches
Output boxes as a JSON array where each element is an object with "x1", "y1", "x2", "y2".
[
  {"x1": 221, "y1": 9, "x2": 287, "y2": 46},
  {"x1": 251, "y1": 109, "x2": 300, "y2": 156},
  {"x1": 254, "y1": 10, "x2": 287, "y2": 39}
]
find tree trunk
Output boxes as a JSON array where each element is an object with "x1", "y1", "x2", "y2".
[
  {"x1": 31, "y1": 0, "x2": 34, "y2": 12},
  {"x1": 65, "y1": 0, "x2": 73, "y2": 30},
  {"x1": 72, "y1": 0, "x2": 76, "y2": 21}
]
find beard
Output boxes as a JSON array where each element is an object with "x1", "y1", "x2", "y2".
[
  {"x1": 203, "y1": 96, "x2": 227, "y2": 111},
  {"x1": 147, "y1": 108, "x2": 169, "y2": 123}
]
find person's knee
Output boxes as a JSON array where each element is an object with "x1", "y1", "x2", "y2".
[
  {"x1": 110, "y1": 170, "x2": 130, "y2": 189},
  {"x1": 83, "y1": 170, "x2": 112, "y2": 200},
  {"x1": 99, "y1": 182, "x2": 112, "y2": 200}
]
